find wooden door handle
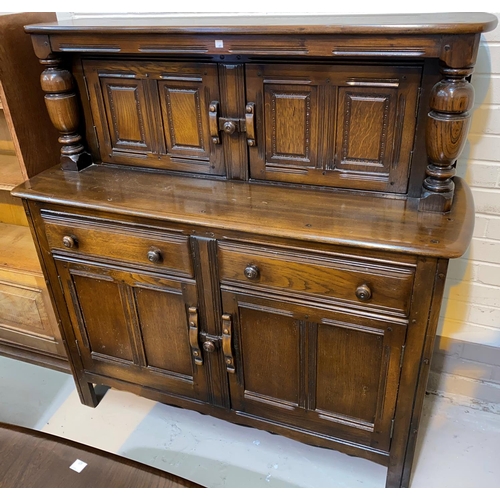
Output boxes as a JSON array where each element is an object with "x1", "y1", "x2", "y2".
[
  {"x1": 245, "y1": 102, "x2": 256, "y2": 146},
  {"x1": 209, "y1": 101, "x2": 220, "y2": 144},
  {"x1": 222, "y1": 314, "x2": 235, "y2": 373},
  {"x1": 188, "y1": 307, "x2": 203, "y2": 365}
]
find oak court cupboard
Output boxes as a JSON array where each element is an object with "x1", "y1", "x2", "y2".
[{"x1": 12, "y1": 13, "x2": 498, "y2": 487}]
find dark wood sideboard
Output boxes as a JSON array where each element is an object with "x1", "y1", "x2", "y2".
[{"x1": 12, "y1": 13, "x2": 497, "y2": 487}]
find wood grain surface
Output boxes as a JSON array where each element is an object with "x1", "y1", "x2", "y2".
[
  {"x1": 0, "y1": 423, "x2": 201, "y2": 488},
  {"x1": 24, "y1": 13, "x2": 498, "y2": 35},
  {"x1": 12, "y1": 165, "x2": 474, "y2": 259}
]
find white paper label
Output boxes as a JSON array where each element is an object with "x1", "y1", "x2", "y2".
[
  {"x1": 69, "y1": 459, "x2": 88, "y2": 473},
  {"x1": 215, "y1": 40, "x2": 224, "y2": 48}
]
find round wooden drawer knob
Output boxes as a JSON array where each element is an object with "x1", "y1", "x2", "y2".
[
  {"x1": 355, "y1": 284, "x2": 372, "y2": 301},
  {"x1": 244, "y1": 265, "x2": 260, "y2": 280},
  {"x1": 147, "y1": 247, "x2": 163, "y2": 264},
  {"x1": 62, "y1": 235, "x2": 77, "y2": 248}
]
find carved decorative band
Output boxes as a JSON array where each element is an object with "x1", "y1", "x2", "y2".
[
  {"x1": 425, "y1": 164, "x2": 457, "y2": 181},
  {"x1": 229, "y1": 46, "x2": 308, "y2": 55},
  {"x1": 423, "y1": 169, "x2": 456, "y2": 193},
  {"x1": 58, "y1": 45, "x2": 121, "y2": 53},
  {"x1": 39, "y1": 58, "x2": 60, "y2": 67},
  {"x1": 139, "y1": 46, "x2": 209, "y2": 53},
  {"x1": 440, "y1": 67, "x2": 474, "y2": 78},
  {"x1": 332, "y1": 49, "x2": 426, "y2": 57},
  {"x1": 97, "y1": 72, "x2": 136, "y2": 79},
  {"x1": 346, "y1": 79, "x2": 399, "y2": 88},
  {"x1": 160, "y1": 75, "x2": 203, "y2": 82}
]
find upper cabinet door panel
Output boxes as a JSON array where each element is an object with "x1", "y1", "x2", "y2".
[
  {"x1": 336, "y1": 86, "x2": 397, "y2": 173},
  {"x1": 100, "y1": 77, "x2": 153, "y2": 154},
  {"x1": 264, "y1": 83, "x2": 320, "y2": 171},
  {"x1": 247, "y1": 64, "x2": 421, "y2": 193},
  {"x1": 156, "y1": 63, "x2": 224, "y2": 175},
  {"x1": 84, "y1": 60, "x2": 158, "y2": 165},
  {"x1": 84, "y1": 60, "x2": 224, "y2": 175}
]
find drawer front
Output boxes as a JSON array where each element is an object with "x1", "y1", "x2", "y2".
[
  {"x1": 218, "y1": 242, "x2": 415, "y2": 316},
  {"x1": 42, "y1": 213, "x2": 193, "y2": 277}
]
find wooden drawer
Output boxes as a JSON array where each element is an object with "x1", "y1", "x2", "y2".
[
  {"x1": 42, "y1": 212, "x2": 193, "y2": 277},
  {"x1": 218, "y1": 242, "x2": 415, "y2": 316}
]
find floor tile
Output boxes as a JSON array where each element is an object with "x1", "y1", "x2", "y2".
[
  {"x1": 40, "y1": 387, "x2": 157, "y2": 454},
  {"x1": 411, "y1": 394, "x2": 500, "y2": 487},
  {"x1": 118, "y1": 402, "x2": 386, "y2": 487},
  {"x1": 2, "y1": 355, "x2": 499, "y2": 488},
  {"x1": 0, "y1": 357, "x2": 73, "y2": 430}
]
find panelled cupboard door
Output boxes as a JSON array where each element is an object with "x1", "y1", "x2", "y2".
[
  {"x1": 222, "y1": 291, "x2": 406, "y2": 452},
  {"x1": 246, "y1": 63, "x2": 421, "y2": 193},
  {"x1": 55, "y1": 258, "x2": 209, "y2": 403},
  {"x1": 84, "y1": 60, "x2": 224, "y2": 175}
]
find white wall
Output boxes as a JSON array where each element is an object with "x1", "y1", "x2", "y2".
[
  {"x1": 439, "y1": 18, "x2": 500, "y2": 349},
  {"x1": 58, "y1": 10, "x2": 500, "y2": 350}
]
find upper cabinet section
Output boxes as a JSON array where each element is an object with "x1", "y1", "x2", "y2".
[
  {"x1": 84, "y1": 60, "x2": 224, "y2": 175},
  {"x1": 247, "y1": 64, "x2": 420, "y2": 193},
  {"x1": 84, "y1": 59, "x2": 420, "y2": 193},
  {"x1": 25, "y1": 13, "x2": 498, "y2": 209}
]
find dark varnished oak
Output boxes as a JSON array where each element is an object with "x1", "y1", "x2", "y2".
[
  {"x1": 12, "y1": 167, "x2": 472, "y2": 487},
  {"x1": 0, "y1": 423, "x2": 200, "y2": 487},
  {"x1": 24, "y1": 13, "x2": 497, "y2": 35},
  {"x1": 13, "y1": 13, "x2": 496, "y2": 489},
  {"x1": 15, "y1": 165, "x2": 474, "y2": 259}
]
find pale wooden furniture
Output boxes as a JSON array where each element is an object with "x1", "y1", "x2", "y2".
[{"x1": 0, "y1": 13, "x2": 68, "y2": 371}]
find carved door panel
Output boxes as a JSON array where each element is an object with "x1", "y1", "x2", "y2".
[
  {"x1": 84, "y1": 60, "x2": 158, "y2": 164},
  {"x1": 55, "y1": 258, "x2": 209, "y2": 402},
  {"x1": 221, "y1": 291, "x2": 406, "y2": 452},
  {"x1": 84, "y1": 60, "x2": 223, "y2": 175},
  {"x1": 156, "y1": 63, "x2": 224, "y2": 175},
  {"x1": 246, "y1": 64, "x2": 420, "y2": 193}
]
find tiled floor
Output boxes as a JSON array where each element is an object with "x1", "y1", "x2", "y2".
[{"x1": 1, "y1": 355, "x2": 499, "y2": 487}]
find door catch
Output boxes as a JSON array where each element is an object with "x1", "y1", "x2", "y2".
[
  {"x1": 222, "y1": 314, "x2": 235, "y2": 373},
  {"x1": 188, "y1": 307, "x2": 203, "y2": 365}
]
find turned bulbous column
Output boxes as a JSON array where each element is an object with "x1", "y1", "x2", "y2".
[
  {"x1": 39, "y1": 58, "x2": 92, "y2": 171},
  {"x1": 419, "y1": 66, "x2": 474, "y2": 212}
]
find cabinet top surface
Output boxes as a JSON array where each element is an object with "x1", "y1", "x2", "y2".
[
  {"x1": 12, "y1": 166, "x2": 474, "y2": 259},
  {"x1": 24, "y1": 12, "x2": 497, "y2": 35}
]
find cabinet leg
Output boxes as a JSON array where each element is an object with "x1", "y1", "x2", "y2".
[
  {"x1": 386, "y1": 464, "x2": 411, "y2": 488},
  {"x1": 75, "y1": 380, "x2": 98, "y2": 408}
]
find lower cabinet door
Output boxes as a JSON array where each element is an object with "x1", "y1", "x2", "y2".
[
  {"x1": 56, "y1": 258, "x2": 209, "y2": 403},
  {"x1": 222, "y1": 291, "x2": 406, "y2": 452}
]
